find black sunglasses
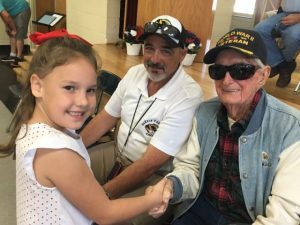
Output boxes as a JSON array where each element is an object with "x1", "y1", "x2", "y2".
[
  {"x1": 208, "y1": 64, "x2": 260, "y2": 80},
  {"x1": 144, "y1": 22, "x2": 181, "y2": 40}
]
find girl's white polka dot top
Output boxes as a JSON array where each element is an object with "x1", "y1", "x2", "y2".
[{"x1": 16, "y1": 123, "x2": 92, "y2": 225}]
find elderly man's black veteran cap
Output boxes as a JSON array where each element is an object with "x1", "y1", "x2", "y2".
[
  {"x1": 204, "y1": 28, "x2": 267, "y2": 64},
  {"x1": 139, "y1": 15, "x2": 186, "y2": 48}
]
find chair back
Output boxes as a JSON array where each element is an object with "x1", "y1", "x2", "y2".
[
  {"x1": 98, "y1": 70, "x2": 121, "y2": 95},
  {"x1": 76, "y1": 70, "x2": 121, "y2": 134},
  {"x1": 95, "y1": 70, "x2": 121, "y2": 114}
]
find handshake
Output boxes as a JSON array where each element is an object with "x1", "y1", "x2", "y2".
[{"x1": 145, "y1": 178, "x2": 174, "y2": 218}]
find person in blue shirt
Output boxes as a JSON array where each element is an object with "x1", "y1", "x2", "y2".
[
  {"x1": 255, "y1": 0, "x2": 300, "y2": 87},
  {"x1": 0, "y1": 0, "x2": 31, "y2": 67}
]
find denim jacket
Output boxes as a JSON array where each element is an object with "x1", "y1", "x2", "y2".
[{"x1": 173, "y1": 90, "x2": 300, "y2": 224}]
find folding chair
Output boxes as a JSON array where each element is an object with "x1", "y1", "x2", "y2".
[
  {"x1": 6, "y1": 84, "x2": 23, "y2": 133},
  {"x1": 294, "y1": 80, "x2": 300, "y2": 93},
  {"x1": 260, "y1": 0, "x2": 277, "y2": 21},
  {"x1": 77, "y1": 70, "x2": 121, "y2": 145},
  {"x1": 95, "y1": 70, "x2": 121, "y2": 115}
]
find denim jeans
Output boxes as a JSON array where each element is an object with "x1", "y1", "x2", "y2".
[
  {"x1": 255, "y1": 12, "x2": 300, "y2": 67},
  {"x1": 172, "y1": 195, "x2": 232, "y2": 225}
]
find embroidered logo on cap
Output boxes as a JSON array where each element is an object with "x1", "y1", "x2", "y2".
[
  {"x1": 203, "y1": 28, "x2": 267, "y2": 64},
  {"x1": 155, "y1": 18, "x2": 172, "y2": 26},
  {"x1": 217, "y1": 30, "x2": 257, "y2": 56}
]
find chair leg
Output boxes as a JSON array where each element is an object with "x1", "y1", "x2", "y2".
[
  {"x1": 6, "y1": 99, "x2": 22, "y2": 133},
  {"x1": 294, "y1": 81, "x2": 300, "y2": 93}
]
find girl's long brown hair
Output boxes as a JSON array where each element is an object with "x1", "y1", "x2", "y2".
[{"x1": 0, "y1": 36, "x2": 100, "y2": 158}]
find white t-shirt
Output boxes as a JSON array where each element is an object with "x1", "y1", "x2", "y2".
[
  {"x1": 282, "y1": 0, "x2": 300, "y2": 12},
  {"x1": 105, "y1": 64, "x2": 203, "y2": 172},
  {"x1": 16, "y1": 123, "x2": 92, "y2": 225}
]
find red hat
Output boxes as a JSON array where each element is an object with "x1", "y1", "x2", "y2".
[{"x1": 29, "y1": 29, "x2": 92, "y2": 46}]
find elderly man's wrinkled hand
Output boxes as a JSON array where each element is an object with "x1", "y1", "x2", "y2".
[{"x1": 147, "y1": 178, "x2": 173, "y2": 218}]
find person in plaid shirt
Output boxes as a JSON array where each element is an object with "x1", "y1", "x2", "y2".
[{"x1": 150, "y1": 28, "x2": 300, "y2": 225}]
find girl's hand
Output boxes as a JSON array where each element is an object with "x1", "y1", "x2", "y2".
[{"x1": 147, "y1": 178, "x2": 174, "y2": 218}]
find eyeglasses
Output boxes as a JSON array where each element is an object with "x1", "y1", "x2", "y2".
[
  {"x1": 208, "y1": 64, "x2": 259, "y2": 80},
  {"x1": 144, "y1": 22, "x2": 181, "y2": 40}
]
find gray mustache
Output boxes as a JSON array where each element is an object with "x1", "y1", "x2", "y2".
[{"x1": 147, "y1": 61, "x2": 164, "y2": 70}]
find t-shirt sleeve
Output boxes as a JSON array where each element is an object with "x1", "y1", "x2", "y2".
[
  {"x1": 0, "y1": 3, "x2": 5, "y2": 13},
  {"x1": 150, "y1": 91, "x2": 202, "y2": 156}
]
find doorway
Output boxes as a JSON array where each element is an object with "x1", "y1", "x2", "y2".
[{"x1": 119, "y1": 0, "x2": 138, "y2": 38}]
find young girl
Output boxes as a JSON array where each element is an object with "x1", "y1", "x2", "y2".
[{"x1": 0, "y1": 35, "x2": 166, "y2": 225}]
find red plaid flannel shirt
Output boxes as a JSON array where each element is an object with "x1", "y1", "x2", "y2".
[{"x1": 203, "y1": 91, "x2": 262, "y2": 222}]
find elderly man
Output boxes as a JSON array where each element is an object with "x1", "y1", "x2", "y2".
[
  {"x1": 151, "y1": 28, "x2": 300, "y2": 225},
  {"x1": 81, "y1": 15, "x2": 203, "y2": 225},
  {"x1": 255, "y1": 0, "x2": 300, "y2": 87},
  {"x1": 0, "y1": 0, "x2": 31, "y2": 67}
]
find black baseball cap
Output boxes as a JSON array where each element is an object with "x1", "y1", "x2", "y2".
[{"x1": 204, "y1": 28, "x2": 267, "y2": 64}]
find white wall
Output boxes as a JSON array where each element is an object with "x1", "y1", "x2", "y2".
[
  {"x1": 67, "y1": 0, "x2": 120, "y2": 44},
  {"x1": 211, "y1": 0, "x2": 235, "y2": 44},
  {"x1": 0, "y1": 19, "x2": 8, "y2": 45},
  {"x1": 230, "y1": 13, "x2": 255, "y2": 30},
  {"x1": 211, "y1": 0, "x2": 256, "y2": 44},
  {"x1": 106, "y1": 0, "x2": 121, "y2": 43}
]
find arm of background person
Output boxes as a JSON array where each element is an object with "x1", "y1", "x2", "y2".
[
  {"x1": 80, "y1": 109, "x2": 119, "y2": 147},
  {"x1": 0, "y1": 10, "x2": 17, "y2": 37},
  {"x1": 281, "y1": 13, "x2": 300, "y2": 26},
  {"x1": 254, "y1": 141, "x2": 300, "y2": 225},
  {"x1": 103, "y1": 144, "x2": 171, "y2": 199}
]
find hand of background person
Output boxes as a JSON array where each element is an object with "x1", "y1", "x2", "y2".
[
  {"x1": 5, "y1": 27, "x2": 16, "y2": 37},
  {"x1": 147, "y1": 178, "x2": 174, "y2": 218},
  {"x1": 10, "y1": 29, "x2": 17, "y2": 37},
  {"x1": 281, "y1": 13, "x2": 300, "y2": 26},
  {"x1": 5, "y1": 27, "x2": 11, "y2": 36}
]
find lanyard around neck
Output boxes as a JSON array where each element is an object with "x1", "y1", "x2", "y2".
[{"x1": 122, "y1": 94, "x2": 157, "y2": 150}]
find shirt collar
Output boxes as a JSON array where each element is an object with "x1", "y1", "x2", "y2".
[{"x1": 217, "y1": 90, "x2": 262, "y2": 135}]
